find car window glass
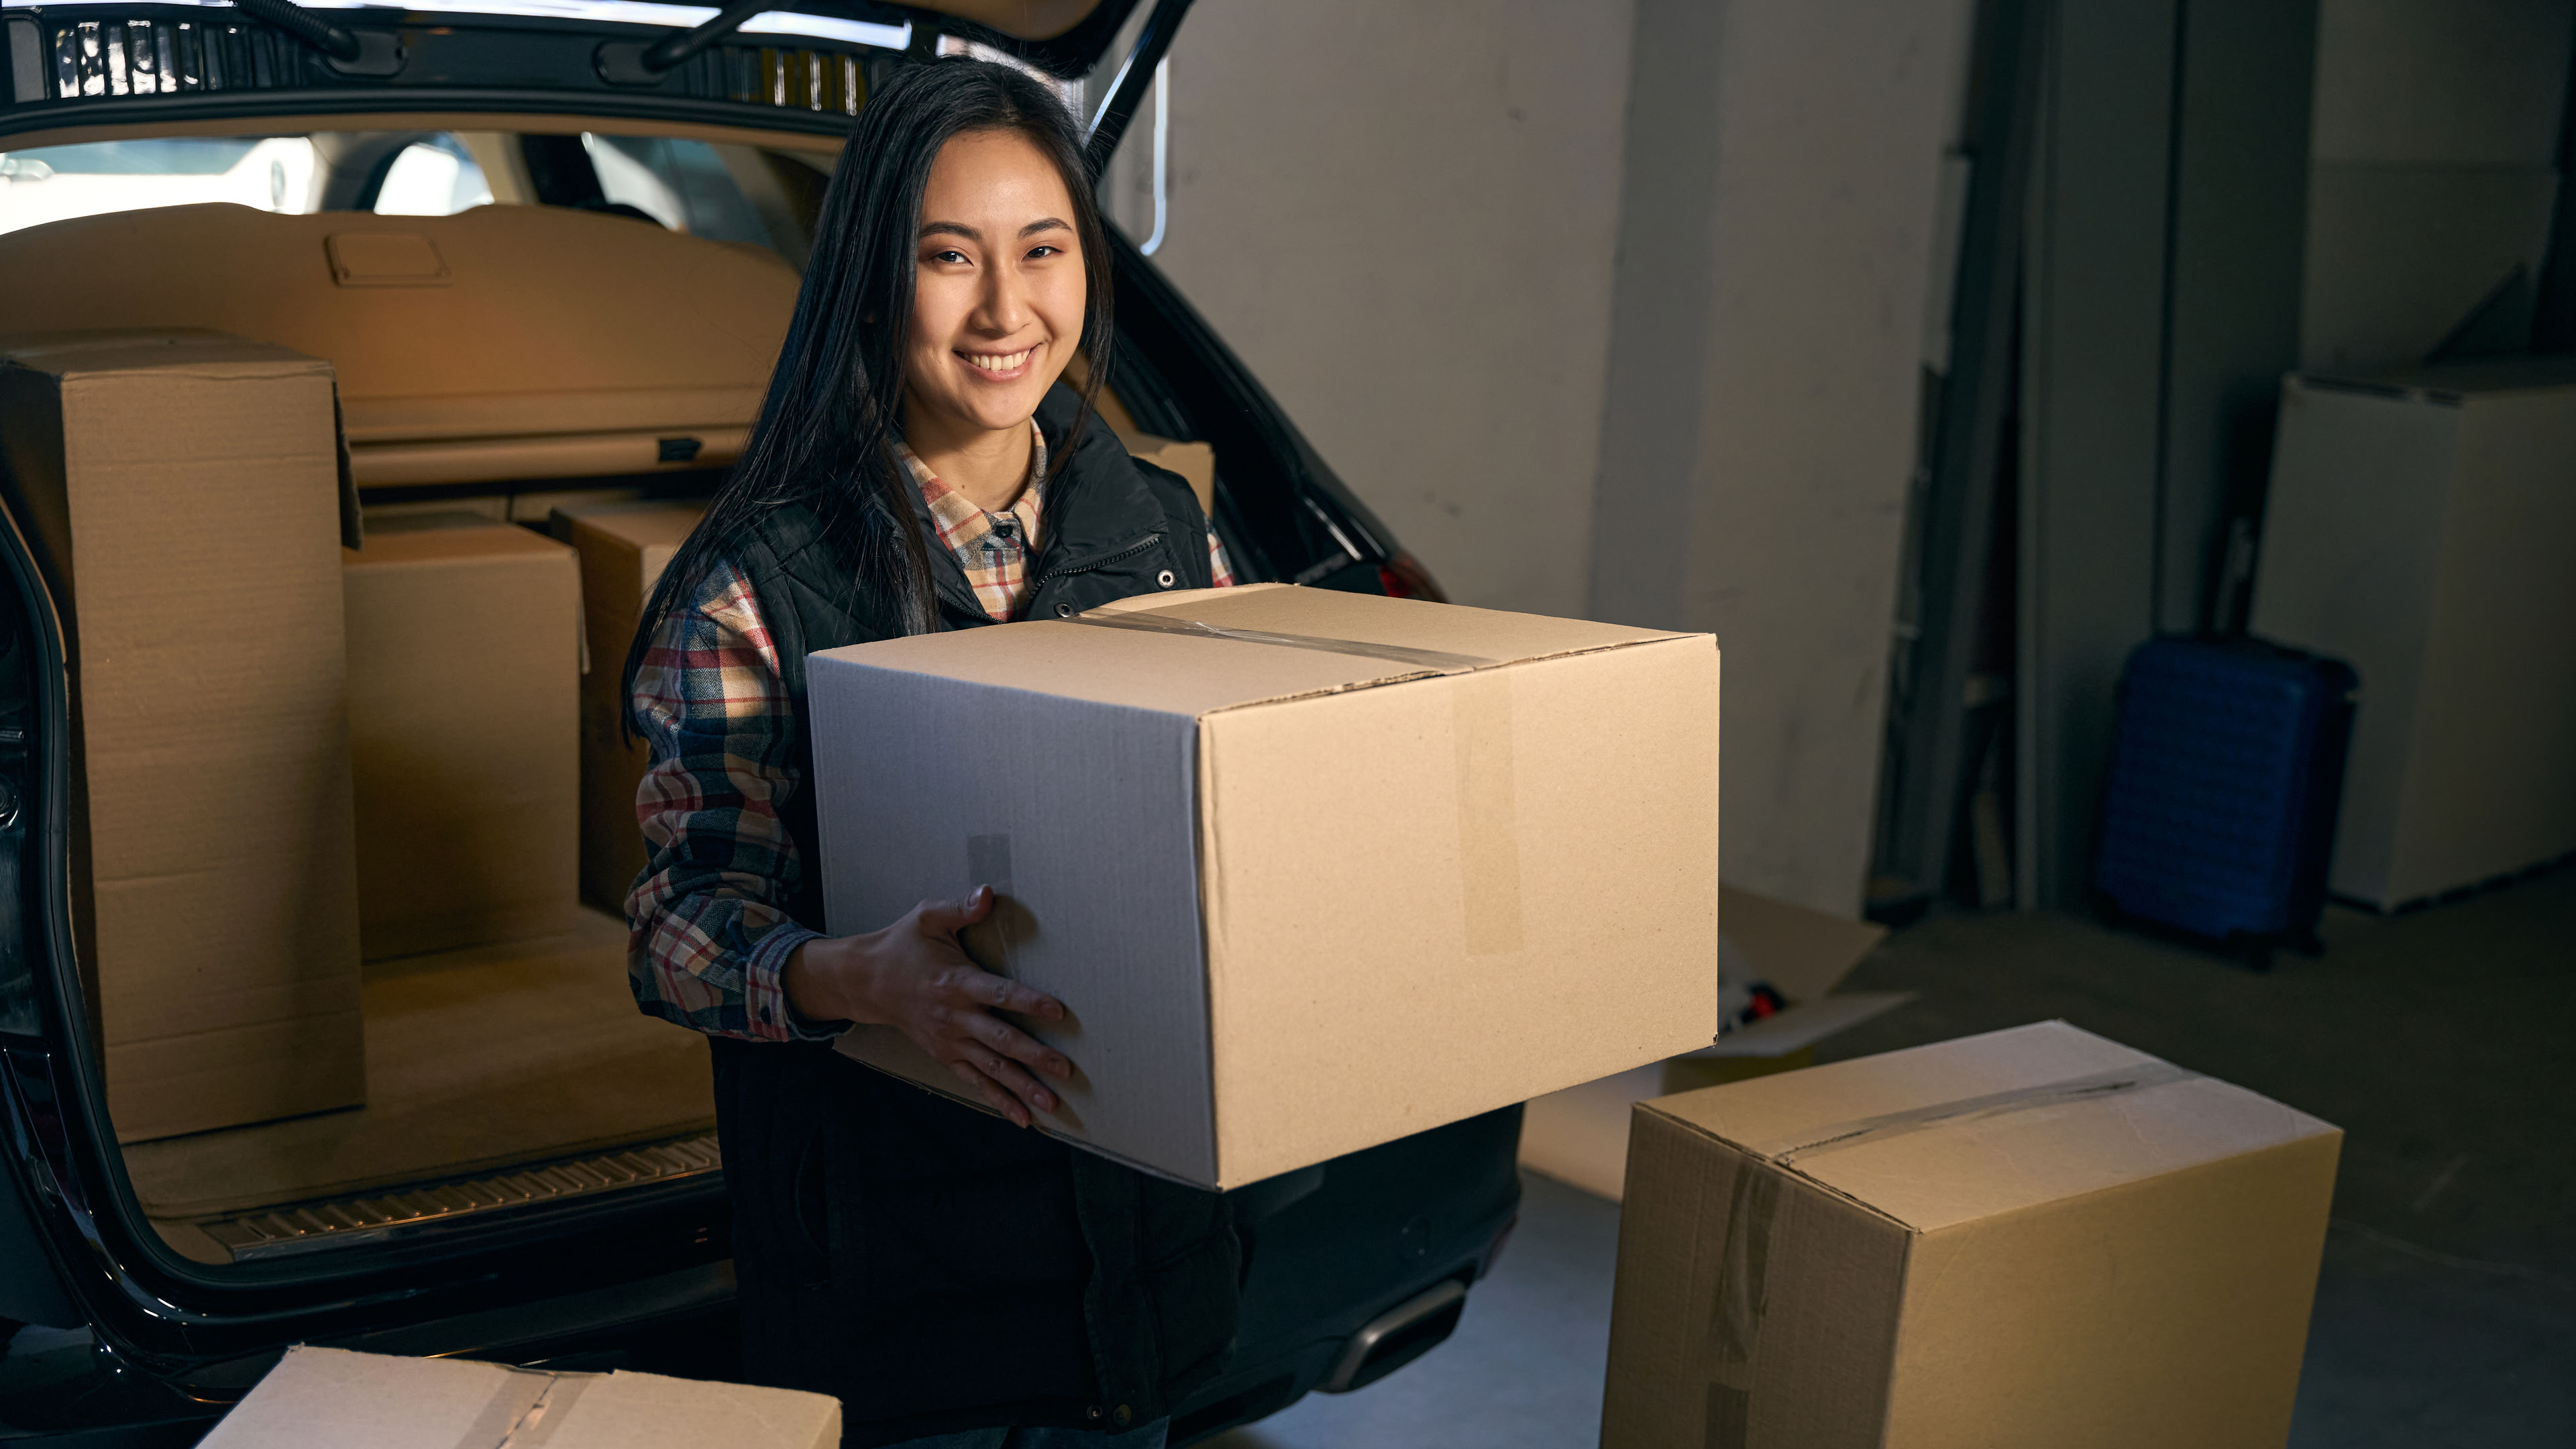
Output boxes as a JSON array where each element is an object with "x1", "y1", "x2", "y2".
[
  {"x1": 582, "y1": 133, "x2": 770, "y2": 246},
  {"x1": 0, "y1": 136, "x2": 315, "y2": 236},
  {"x1": 374, "y1": 134, "x2": 494, "y2": 217}
]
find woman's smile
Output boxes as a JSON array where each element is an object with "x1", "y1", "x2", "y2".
[{"x1": 957, "y1": 345, "x2": 1038, "y2": 379}]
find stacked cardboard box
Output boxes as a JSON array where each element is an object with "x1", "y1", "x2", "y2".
[
  {"x1": 342, "y1": 515, "x2": 580, "y2": 958},
  {"x1": 809, "y1": 582, "x2": 1723, "y2": 1188},
  {"x1": 1604, "y1": 1022, "x2": 2341, "y2": 1448},
  {"x1": 0, "y1": 332, "x2": 365, "y2": 1142},
  {"x1": 552, "y1": 501, "x2": 704, "y2": 910}
]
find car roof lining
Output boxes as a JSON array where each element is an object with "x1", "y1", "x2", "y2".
[{"x1": 0, "y1": 112, "x2": 848, "y2": 160}]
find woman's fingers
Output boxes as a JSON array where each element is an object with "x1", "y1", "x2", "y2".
[
  {"x1": 947, "y1": 1059, "x2": 1030, "y2": 1128},
  {"x1": 977, "y1": 1054, "x2": 1058, "y2": 1118},
  {"x1": 960, "y1": 1008, "x2": 1074, "y2": 1082},
  {"x1": 985, "y1": 973, "x2": 1068, "y2": 1022},
  {"x1": 914, "y1": 884, "x2": 996, "y2": 936}
]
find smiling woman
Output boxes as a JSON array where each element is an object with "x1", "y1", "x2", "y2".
[{"x1": 610, "y1": 56, "x2": 1238, "y2": 1449}]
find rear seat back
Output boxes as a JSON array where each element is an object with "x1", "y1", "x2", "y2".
[{"x1": 0, "y1": 202, "x2": 798, "y2": 486}]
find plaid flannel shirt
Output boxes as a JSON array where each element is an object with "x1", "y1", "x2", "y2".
[{"x1": 627, "y1": 425, "x2": 1235, "y2": 1041}]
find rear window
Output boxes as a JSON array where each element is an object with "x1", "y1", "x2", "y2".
[{"x1": 0, "y1": 128, "x2": 802, "y2": 251}]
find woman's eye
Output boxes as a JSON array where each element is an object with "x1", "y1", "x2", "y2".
[
  {"x1": 1027, "y1": 245, "x2": 1061, "y2": 260},
  {"x1": 930, "y1": 249, "x2": 969, "y2": 264}
]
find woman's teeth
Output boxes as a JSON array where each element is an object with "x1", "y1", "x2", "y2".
[{"x1": 964, "y1": 349, "x2": 1032, "y2": 373}]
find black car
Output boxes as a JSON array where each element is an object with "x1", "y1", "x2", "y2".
[{"x1": 0, "y1": 2, "x2": 1520, "y2": 1441}]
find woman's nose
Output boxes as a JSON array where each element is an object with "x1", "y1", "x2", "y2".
[{"x1": 973, "y1": 262, "x2": 1031, "y2": 335}]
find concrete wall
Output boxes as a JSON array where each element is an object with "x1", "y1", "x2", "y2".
[
  {"x1": 1104, "y1": 0, "x2": 1971, "y2": 915},
  {"x1": 1111, "y1": 0, "x2": 1635, "y2": 622},
  {"x1": 1588, "y1": 0, "x2": 1975, "y2": 912}
]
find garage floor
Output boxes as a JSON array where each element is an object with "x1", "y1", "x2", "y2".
[{"x1": 1214, "y1": 866, "x2": 2576, "y2": 1448}]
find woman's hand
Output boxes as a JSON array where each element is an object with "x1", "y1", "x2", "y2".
[{"x1": 784, "y1": 885, "x2": 1073, "y2": 1128}]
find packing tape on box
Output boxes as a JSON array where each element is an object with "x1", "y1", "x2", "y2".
[
  {"x1": 1071, "y1": 607, "x2": 1497, "y2": 674},
  {"x1": 1696, "y1": 1059, "x2": 2204, "y2": 1447},
  {"x1": 455, "y1": 1366, "x2": 592, "y2": 1448},
  {"x1": 1073, "y1": 606, "x2": 1525, "y2": 957},
  {"x1": 1747, "y1": 1059, "x2": 2204, "y2": 1165}
]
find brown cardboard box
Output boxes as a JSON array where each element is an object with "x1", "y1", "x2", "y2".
[
  {"x1": 0, "y1": 331, "x2": 365, "y2": 1142},
  {"x1": 200, "y1": 1346, "x2": 839, "y2": 1448},
  {"x1": 343, "y1": 516, "x2": 580, "y2": 958},
  {"x1": 1520, "y1": 884, "x2": 1913, "y2": 1200},
  {"x1": 1603, "y1": 1022, "x2": 2341, "y2": 1449},
  {"x1": 553, "y1": 501, "x2": 704, "y2": 909},
  {"x1": 809, "y1": 582, "x2": 1723, "y2": 1188}
]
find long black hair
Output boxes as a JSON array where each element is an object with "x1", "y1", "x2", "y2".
[{"x1": 622, "y1": 56, "x2": 1114, "y2": 718}]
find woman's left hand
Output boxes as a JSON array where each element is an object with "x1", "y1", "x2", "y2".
[{"x1": 784, "y1": 885, "x2": 1074, "y2": 1127}]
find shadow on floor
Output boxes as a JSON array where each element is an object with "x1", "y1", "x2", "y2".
[{"x1": 1214, "y1": 868, "x2": 2575, "y2": 1448}]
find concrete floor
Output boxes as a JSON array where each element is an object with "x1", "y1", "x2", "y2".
[{"x1": 1216, "y1": 867, "x2": 2576, "y2": 1447}]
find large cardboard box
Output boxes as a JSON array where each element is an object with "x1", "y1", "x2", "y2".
[
  {"x1": 553, "y1": 501, "x2": 703, "y2": 910},
  {"x1": 343, "y1": 515, "x2": 580, "y2": 958},
  {"x1": 1520, "y1": 884, "x2": 1914, "y2": 1200},
  {"x1": 2251, "y1": 360, "x2": 2576, "y2": 908},
  {"x1": 809, "y1": 583, "x2": 1721, "y2": 1189},
  {"x1": 0, "y1": 331, "x2": 365, "y2": 1142},
  {"x1": 201, "y1": 1346, "x2": 839, "y2": 1448},
  {"x1": 1603, "y1": 1022, "x2": 2341, "y2": 1449}
]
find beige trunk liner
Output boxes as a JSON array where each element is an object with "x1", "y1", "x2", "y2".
[{"x1": 124, "y1": 908, "x2": 714, "y2": 1220}]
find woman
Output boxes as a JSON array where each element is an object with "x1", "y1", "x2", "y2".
[{"x1": 620, "y1": 58, "x2": 1240, "y2": 1449}]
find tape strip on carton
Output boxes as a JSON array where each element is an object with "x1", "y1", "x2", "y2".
[
  {"x1": 1071, "y1": 605, "x2": 1524, "y2": 955},
  {"x1": 1695, "y1": 1058, "x2": 2204, "y2": 1446},
  {"x1": 1746, "y1": 1060, "x2": 2204, "y2": 1165},
  {"x1": 1069, "y1": 607, "x2": 1495, "y2": 674}
]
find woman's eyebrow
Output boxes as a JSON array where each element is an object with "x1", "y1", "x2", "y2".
[
  {"x1": 920, "y1": 221, "x2": 979, "y2": 240},
  {"x1": 1019, "y1": 217, "x2": 1071, "y2": 237}
]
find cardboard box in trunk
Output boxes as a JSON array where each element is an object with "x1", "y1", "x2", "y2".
[
  {"x1": 1520, "y1": 884, "x2": 1912, "y2": 1200},
  {"x1": 343, "y1": 516, "x2": 580, "y2": 957},
  {"x1": 810, "y1": 583, "x2": 1721, "y2": 1189},
  {"x1": 201, "y1": 1346, "x2": 839, "y2": 1449},
  {"x1": 553, "y1": 501, "x2": 703, "y2": 909},
  {"x1": 0, "y1": 331, "x2": 365, "y2": 1142},
  {"x1": 1603, "y1": 1022, "x2": 2341, "y2": 1449}
]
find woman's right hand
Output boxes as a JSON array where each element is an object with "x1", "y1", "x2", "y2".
[{"x1": 783, "y1": 885, "x2": 1074, "y2": 1128}]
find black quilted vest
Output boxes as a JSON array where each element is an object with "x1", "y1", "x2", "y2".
[{"x1": 708, "y1": 385, "x2": 1234, "y2": 1446}]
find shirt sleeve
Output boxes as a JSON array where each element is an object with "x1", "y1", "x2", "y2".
[
  {"x1": 625, "y1": 561, "x2": 836, "y2": 1043},
  {"x1": 1207, "y1": 530, "x2": 1237, "y2": 588}
]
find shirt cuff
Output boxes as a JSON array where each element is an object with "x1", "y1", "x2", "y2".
[{"x1": 743, "y1": 920, "x2": 839, "y2": 1042}]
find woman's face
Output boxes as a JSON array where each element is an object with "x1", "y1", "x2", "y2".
[{"x1": 903, "y1": 128, "x2": 1085, "y2": 440}]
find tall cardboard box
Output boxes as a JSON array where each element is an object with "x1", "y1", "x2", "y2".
[
  {"x1": 553, "y1": 501, "x2": 702, "y2": 910},
  {"x1": 0, "y1": 332, "x2": 365, "y2": 1142},
  {"x1": 810, "y1": 583, "x2": 1722, "y2": 1189},
  {"x1": 343, "y1": 516, "x2": 580, "y2": 958},
  {"x1": 1603, "y1": 1022, "x2": 2341, "y2": 1449},
  {"x1": 2252, "y1": 361, "x2": 2576, "y2": 908}
]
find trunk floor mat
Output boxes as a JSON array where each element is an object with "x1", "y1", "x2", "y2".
[{"x1": 121, "y1": 908, "x2": 714, "y2": 1220}]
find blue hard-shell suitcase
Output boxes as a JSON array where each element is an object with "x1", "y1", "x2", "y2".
[{"x1": 2092, "y1": 635, "x2": 2359, "y2": 964}]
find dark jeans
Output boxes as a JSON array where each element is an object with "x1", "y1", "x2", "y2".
[{"x1": 879, "y1": 1421, "x2": 1169, "y2": 1449}]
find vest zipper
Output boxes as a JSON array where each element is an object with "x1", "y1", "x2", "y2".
[{"x1": 1032, "y1": 530, "x2": 1165, "y2": 592}]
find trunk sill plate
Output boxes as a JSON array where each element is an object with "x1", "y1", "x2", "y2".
[{"x1": 195, "y1": 1132, "x2": 720, "y2": 1263}]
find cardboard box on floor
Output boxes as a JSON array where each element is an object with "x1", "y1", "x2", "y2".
[
  {"x1": 344, "y1": 515, "x2": 580, "y2": 958},
  {"x1": 551, "y1": 501, "x2": 704, "y2": 908},
  {"x1": 1519, "y1": 885, "x2": 1912, "y2": 1200},
  {"x1": 0, "y1": 331, "x2": 365, "y2": 1142},
  {"x1": 200, "y1": 1346, "x2": 838, "y2": 1449},
  {"x1": 810, "y1": 583, "x2": 1721, "y2": 1189},
  {"x1": 1603, "y1": 1021, "x2": 2341, "y2": 1449}
]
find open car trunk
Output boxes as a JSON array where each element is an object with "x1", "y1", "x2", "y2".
[
  {"x1": 0, "y1": 182, "x2": 804, "y2": 1269},
  {"x1": 0, "y1": 157, "x2": 1226, "y2": 1271}
]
